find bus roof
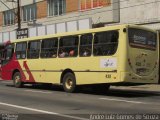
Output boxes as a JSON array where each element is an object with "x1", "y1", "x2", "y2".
[{"x1": 11, "y1": 24, "x2": 156, "y2": 43}]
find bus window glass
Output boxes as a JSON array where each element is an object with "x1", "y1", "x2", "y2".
[
  {"x1": 128, "y1": 28, "x2": 157, "y2": 50},
  {"x1": 59, "y1": 36, "x2": 79, "y2": 58},
  {"x1": 5, "y1": 44, "x2": 14, "y2": 60},
  {"x1": 16, "y1": 42, "x2": 27, "y2": 59},
  {"x1": 0, "y1": 46, "x2": 5, "y2": 64},
  {"x1": 2, "y1": 44, "x2": 14, "y2": 65},
  {"x1": 93, "y1": 31, "x2": 118, "y2": 56},
  {"x1": 28, "y1": 41, "x2": 40, "y2": 59},
  {"x1": 41, "y1": 38, "x2": 58, "y2": 58},
  {"x1": 80, "y1": 33, "x2": 92, "y2": 57}
]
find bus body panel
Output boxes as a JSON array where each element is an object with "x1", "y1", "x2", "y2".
[
  {"x1": 1, "y1": 54, "x2": 36, "y2": 83},
  {"x1": 17, "y1": 56, "x2": 120, "y2": 85},
  {"x1": 0, "y1": 24, "x2": 158, "y2": 86},
  {"x1": 122, "y1": 27, "x2": 159, "y2": 84},
  {"x1": 1, "y1": 54, "x2": 23, "y2": 80},
  {"x1": 120, "y1": 71, "x2": 158, "y2": 84}
]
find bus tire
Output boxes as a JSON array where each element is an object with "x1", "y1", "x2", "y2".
[
  {"x1": 13, "y1": 72, "x2": 23, "y2": 88},
  {"x1": 63, "y1": 73, "x2": 76, "y2": 93}
]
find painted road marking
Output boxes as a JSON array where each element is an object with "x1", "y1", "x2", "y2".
[
  {"x1": 0, "y1": 102, "x2": 88, "y2": 120},
  {"x1": 0, "y1": 81, "x2": 12, "y2": 84},
  {"x1": 25, "y1": 90, "x2": 52, "y2": 94},
  {"x1": 99, "y1": 98, "x2": 147, "y2": 104}
]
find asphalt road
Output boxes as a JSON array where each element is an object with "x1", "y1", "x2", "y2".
[{"x1": 0, "y1": 80, "x2": 160, "y2": 120}]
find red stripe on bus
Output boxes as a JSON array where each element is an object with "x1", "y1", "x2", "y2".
[{"x1": 1, "y1": 54, "x2": 35, "y2": 82}]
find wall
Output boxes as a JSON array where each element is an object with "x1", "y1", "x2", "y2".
[
  {"x1": 37, "y1": 0, "x2": 47, "y2": 19},
  {"x1": 66, "y1": 0, "x2": 79, "y2": 13},
  {"x1": 120, "y1": 0, "x2": 160, "y2": 25},
  {"x1": 0, "y1": 0, "x2": 120, "y2": 40},
  {"x1": 0, "y1": 18, "x2": 91, "y2": 42},
  {"x1": 0, "y1": 12, "x2": 2, "y2": 27}
]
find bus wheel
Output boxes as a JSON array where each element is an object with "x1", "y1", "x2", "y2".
[
  {"x1": 63, "y1": 73, "x2": 76, "y2": 93},
  {"x1": 13, "y1": 72, "x2": 23, "y2": 88}
]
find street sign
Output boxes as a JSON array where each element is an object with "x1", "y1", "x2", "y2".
[{"x1": 17, "y1": 28, "x2": 28, "y2": 39}]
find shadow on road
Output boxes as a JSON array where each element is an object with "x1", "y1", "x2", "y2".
[
  {"x1": 77, "y1": 86, "x2": 160, "y2": 98},
  {"x1": 6, "y1": 83, "x2": 160, "y2": 98}
]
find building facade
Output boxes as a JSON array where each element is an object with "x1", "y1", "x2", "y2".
[
  {"x1": 0, "y1": 0, "x2": 160, "y2": 43},
  {"x1": 119, "y1": 0, "x2": 160, "y2": 30}
]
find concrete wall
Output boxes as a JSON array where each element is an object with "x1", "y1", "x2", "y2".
[
  {"x1": 120, "y1": 0, "x2": 160, "y2": 30},
  {"x1": 0, "y1": 18, "x2": 91, "y2": 42},
  {"x1": 0, "y1": 0, "x2": 119, "y2": 33},
  {"x1": 1, "y1": 0, "x2": 160, "y2": 30}
]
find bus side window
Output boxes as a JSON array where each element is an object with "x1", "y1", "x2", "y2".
[
  {"x1": 27, "y1": 41, "x2": 40, "y2": 59},
  {"x1": 2, "y1": 44, "x2": 14, "y2": 65},
  {"x1": 79, "y1": 33, "x2": 92, "y2": 57},
  {"x1": 6, "y1": 44, "x2": 14, "y2": 60},
  {"x1": 59, "y1": 36, "x2": 79, "y2": 58},
  {"x1": 16, "y1": 42, "x2": 27, "y2": 59},
  {"x1": 93, "y1": 31, "x2": 119, "y2": 56},
  {"x1": 41, "y1": 38, "x2": 58, "y2": 58}
]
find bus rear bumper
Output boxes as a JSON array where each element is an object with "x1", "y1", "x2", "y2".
[{"x1": 120, "y1": 72, "x2": 158, "y2": 84}]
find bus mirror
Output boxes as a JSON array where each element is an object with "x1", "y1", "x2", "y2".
[{"x1": 123, "y1": 28, "x2": 126, "y2": 33}]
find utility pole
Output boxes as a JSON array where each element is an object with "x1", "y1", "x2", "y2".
[{"x1": 17, "y1": 0, "x2": 21, "y2": 29}]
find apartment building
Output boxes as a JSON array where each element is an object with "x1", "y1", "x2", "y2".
[
  {"x1": 0, "y1": 0, "x2": 119, "y2": 43},
  {"x1": 0, "y1": 0, "x2": 160, "y2": 43},
  {"x1": 120, "y1": 0, "x2": 160, "y2": 30}
]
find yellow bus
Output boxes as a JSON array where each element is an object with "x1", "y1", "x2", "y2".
[{"x1": 0, "y1": 24, "x2": 159, "y2": 92}]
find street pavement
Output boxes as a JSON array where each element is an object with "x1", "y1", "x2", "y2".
[
  {"x1": 0, "y1": 80, "x2": 160, "y2": 120},
  {"x1": 112, "y1": 84, "x2": 160, "y2": 92},
  {"x1": 1, "y1": 79, "x2": 160, "y2": 92}
]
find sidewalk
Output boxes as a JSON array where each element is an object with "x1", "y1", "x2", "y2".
[{"x1": 111, "y1": 84, "x2": 160, "y2": 93}]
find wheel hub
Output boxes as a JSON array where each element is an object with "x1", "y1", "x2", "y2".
[
  {"x1": 65, "y1": 78, "x2": 73, "y2": 89},
  {"x1": 15, "y1": 76, "x2": 20, "y2": 84}
]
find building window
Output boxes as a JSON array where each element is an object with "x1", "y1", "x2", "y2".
[
  {"x1": 3, "y1": 10, "x2": 15, "y2": 25},
  {"x1": 48, "y1": 0, "x2": 66, "y2": 16},
  {"x1": 80, "y1": 0, "x2": 111, "y2": 11},
  {"x1": 23, "y1": 4, "x2": 36, "y2": 22}
]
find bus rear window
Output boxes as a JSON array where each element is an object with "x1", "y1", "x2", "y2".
[{"x1": 128, "y1": 28, "x2": 157, "y2": 50}]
